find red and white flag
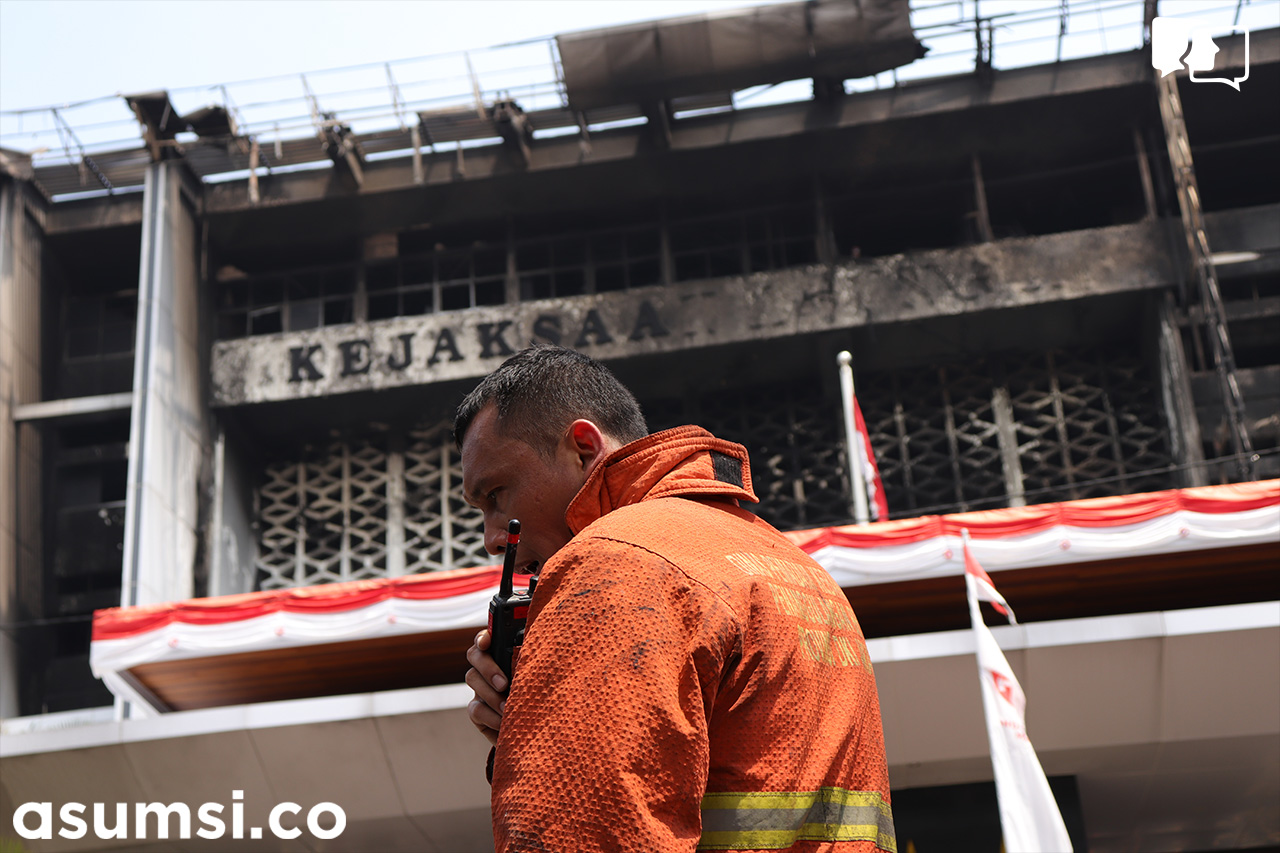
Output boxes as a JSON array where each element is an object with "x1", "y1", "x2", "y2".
[
  {"x1": 837, "y1": 352, "x2": 889, "y2": 524},
  {"x1": 963, "y1": 531, "x2": 1073, "y2": 853},
  {"x1": 850, "y1": 395, "x2": 889, "y2": 522},
  {"x1": 964, "y1": 538, "x2": 1015, "y2": 622}
]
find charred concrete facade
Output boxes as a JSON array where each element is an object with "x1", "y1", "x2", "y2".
[{"x1": 1, "y1": 4, "x2": 1278, "y2": 850}]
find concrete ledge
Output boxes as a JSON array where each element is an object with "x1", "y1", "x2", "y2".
[{"x1": 211, "y1": 219, "x2": 1174, "y2": 406}]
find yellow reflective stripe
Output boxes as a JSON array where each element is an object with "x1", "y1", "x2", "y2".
[
  {"x1": 698, "y1": 787, "x2": 896, "y2": 852},
  {"x1": 699, "y1": 826, "x2": 885, "y2": 846},
  {"x1": 702, "y1": 788, "x2": 890, "y2": 813},
  {"x1": 700, "y1": 830, "x2": 815, "y2": 849}
]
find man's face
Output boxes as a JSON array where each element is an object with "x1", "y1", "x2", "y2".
[{"x1": 460, "y1": 404, "x2": 589, "y2": 573}]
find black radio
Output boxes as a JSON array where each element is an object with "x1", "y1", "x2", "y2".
[{"x1": 487, "y1": 519, "x2": 537, "y2": 683}]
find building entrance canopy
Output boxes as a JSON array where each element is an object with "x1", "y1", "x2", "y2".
[{"x1": 91, "y1": 480, "x2": 1279, "y2": 715}]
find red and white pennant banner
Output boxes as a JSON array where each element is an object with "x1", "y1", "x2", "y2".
[
  {"x1": 965, "y1": 531, "x2": 1072, "y2": 852},
  {"x1": 91, "y1": 481, "x2": 1279, "y2": 680}
]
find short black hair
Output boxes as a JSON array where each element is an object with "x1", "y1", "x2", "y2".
[{"x1": 454, "y1": 344, "x2": 648, "y2": 455}]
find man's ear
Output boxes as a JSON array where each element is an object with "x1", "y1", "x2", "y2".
[{"x1": 564, "y1": 419, "x2": 608, "y2": 474}]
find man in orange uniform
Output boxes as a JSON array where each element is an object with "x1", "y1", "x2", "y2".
[{"x1": 458, "y1": 345, "x2": 895, "y2": 853}]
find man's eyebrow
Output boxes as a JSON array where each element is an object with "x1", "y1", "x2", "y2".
[{"x1": 461, "y1": 476, "x2": 491, "y2": 507}]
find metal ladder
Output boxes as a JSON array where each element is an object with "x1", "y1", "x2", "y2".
[{"x1": 1155, "y1": 71, "x2": 1256, "y2": 480}]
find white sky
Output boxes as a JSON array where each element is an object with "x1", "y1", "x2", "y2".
[
  {"x1": 1, "y1": 0, "x2": 1276, "y2": 161},
  {"x1": 0, "y1": 0, "x2": 778, "y2": 113}
]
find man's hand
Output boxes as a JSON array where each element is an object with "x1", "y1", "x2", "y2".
[{"x1": 465, "y1": 629, "x2": 508, "y2": 745}]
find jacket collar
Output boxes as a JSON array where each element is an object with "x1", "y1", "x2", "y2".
[{"x1": 565, "y1": 426, "x2": 758, "y2": 535}]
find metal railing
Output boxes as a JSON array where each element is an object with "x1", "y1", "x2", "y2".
[{"x1": 2, "y1": 0, "x2": 1272, "y2": 198}]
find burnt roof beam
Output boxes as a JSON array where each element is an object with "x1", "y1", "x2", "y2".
[
  {"x1": 125, "y1": 91, "x2": 182, "y2": 162},
  {"x1": 125, "y1": 92, "x2": 242, "y2": 163},
  {"x1": 318, "y1": 113, "x2": 365, "y2": 189},
  {"x1": 182, "y1": 105, "x2": 239, "y2": 140},
  {"x1": 642, "y1": 101, "x2": 672, "y2": 151},
  {"x1": 490, "y1": 100, "x2": 533, "y2": 169}
]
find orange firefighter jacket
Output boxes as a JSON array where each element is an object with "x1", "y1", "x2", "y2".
[{"x1": 491, "y1": 426, "x2": 895, "y2": 853}]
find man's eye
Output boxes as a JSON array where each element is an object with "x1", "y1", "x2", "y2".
[{"x1": 486, "y1": 489, "x2": 499, "y2": 505}]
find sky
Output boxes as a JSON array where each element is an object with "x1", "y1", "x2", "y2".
[
  {"x1": 3, "y1": 0, "x2": 1275, "y2": 113},
  {"x1": 0, "y1": 0, "x2": 788, "y2": 159},
  {"x1": 2, "y1": 0, "x2": 1276, "y2": 163},
  {"x1": 0, "y1": 0, "x2": 777, "y2": 112}
]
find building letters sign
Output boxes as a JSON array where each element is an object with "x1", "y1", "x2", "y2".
[
  {"x1": 211, "y1": 290, "x2": 708, "y2": 406},
  {"x1": 210, "y1": 224, "x2": 1167, "y2": 406},
  {"x1": 283, "y1": 304, "x2": 667, "y2": 384}
]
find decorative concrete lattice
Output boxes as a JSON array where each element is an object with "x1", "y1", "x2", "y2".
[
  {"x1": 403, "y1": 422, "x2": 488, "y2": 574},
  {"x1": 864, "y1": 348, "x2": 1174, "y2": 516},
  {"x1": 253, "y1": 347, "x2": 1173, "y2": 588},
  {"x1": 255, "y1": 426, "x2": 486, "y2": 590},
  {"x1": 1008, "y1": 349, "x2": 1174, "y2": 504},
  {"x1": 860, "y1": 363, "x2": 1007, "y2": 516}
]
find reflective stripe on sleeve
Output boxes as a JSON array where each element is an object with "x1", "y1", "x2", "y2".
[{"x1": 697, "y1": 787, "x2": 896, "y2": 852}]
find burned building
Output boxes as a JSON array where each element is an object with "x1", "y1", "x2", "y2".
[{"x1": 2, "y1": 1, "x2": 1278, "y2": 850}]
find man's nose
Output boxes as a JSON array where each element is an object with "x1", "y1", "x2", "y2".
[{"x1": 484, "y1": 522, "x2": 507, "y2": 557}]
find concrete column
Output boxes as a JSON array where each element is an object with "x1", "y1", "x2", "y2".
[
  {"x1": 206, "y1": 428, "x2": 257, "y2": 598},
  {"x1": 121, "y1": 163, "x2": 208, "y2": 607},
  {"x1": 1156, "y1": 292, "x2": 1209, "y2": 487},
  {"x1": 991, "y1": 386, "x2": 1027, "y2": 507},
  {"x1": 0, "y1": 179, "x2": 43, "y2": 718},
  {"x1": 971, "y1": 153, "x2": 994, "y2": 243},
  {"x1": 813, "y1": 177, "x2": 836, "y2": 265}
]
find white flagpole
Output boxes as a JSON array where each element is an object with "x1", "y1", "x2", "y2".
[
  {"x1": 837, "y1": 350, "x2": 870, "y2": 525},
  {"x1": 964, "y1": 530, "x2": 1073, "y2": 853}
]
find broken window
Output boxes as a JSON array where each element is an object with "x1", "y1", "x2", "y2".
[{"x1": 217, "y1": 263, "x2": 359, "y2": 338}]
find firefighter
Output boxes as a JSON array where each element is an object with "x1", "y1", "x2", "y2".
[{"x1": 459, "y1": 345, "x2": 894, "y2": 853}]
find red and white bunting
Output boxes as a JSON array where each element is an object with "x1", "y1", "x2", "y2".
[{"x1": 90, "y1": 481, "x2": 1279, "y2": 696}]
